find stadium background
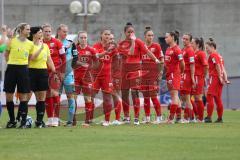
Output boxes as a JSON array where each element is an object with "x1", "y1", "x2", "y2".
[{"x1": 0, "y1": 0, "x2": 240, "y2": 108}]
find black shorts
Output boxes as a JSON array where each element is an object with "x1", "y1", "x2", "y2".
[
  {"x1": 4, "y1": 65, "x2": 30, "y2": 93},
  {"x1": 29, "y1": 68, "x2": 49, "y2": 92}
]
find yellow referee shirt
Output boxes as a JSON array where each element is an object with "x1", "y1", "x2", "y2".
[
  {"x1": 29, "y1": 43, "x2": 50, "y2": 69},
  {"x1": 7, "y1": 37, "x2": 34, "y2": 65}
]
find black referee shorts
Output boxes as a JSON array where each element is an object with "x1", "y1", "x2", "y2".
[
  {"x1": 4, "y1": 65, "x2": 30, "y2": 93},
  {"x1": 29, "y1": 68, "x2": 49, "y2": 92}
]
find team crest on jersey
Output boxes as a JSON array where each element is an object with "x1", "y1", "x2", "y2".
[
  {"x1": 212, "y1": 58, "x2": 216, "y2": 63},
  {"x1": 50, "y1": 43, "x2": 55, "y2": 48},
  {"x1": 165, "y1": 55, "x2": 171, "y2": 61},
  {"x1": 150, "y1": 48, "x2": 156, "y2": 52},
  {"x1": 85, "y1": 51, "x2": 91, "y2": 55},
  {"x1": 24, "y1": 52, "x2": 29, "y2": 58},
  {"x1": 168, "y1": 50, "x2": 174, "y2": 55}
]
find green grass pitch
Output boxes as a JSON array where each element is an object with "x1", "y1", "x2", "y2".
[{"x1": 0, "y1": 108, "x2": 240, "y2": 160}]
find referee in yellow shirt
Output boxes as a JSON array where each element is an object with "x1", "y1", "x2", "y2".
[
  {"x1": 4, "y1": 23, "x2": 34, "y2": 128},
  {"x1": 28, "y1": 26, "x2": 55, "y2": 128}
]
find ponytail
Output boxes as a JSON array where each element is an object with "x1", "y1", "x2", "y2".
[
  {"x1": 206, "y1": 38, "x2": 217, "y2": 49},
  {"x1": 168, "y1": 30, "x2": 180, "y2": 45}
]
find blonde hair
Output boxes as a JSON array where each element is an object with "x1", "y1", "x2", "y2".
[
  {"x1": 55, "y1": 24, "x2": 68, "y2": 38},
  {"x1": 13, "y1": 23, "x2": 29, "y2": 37}
]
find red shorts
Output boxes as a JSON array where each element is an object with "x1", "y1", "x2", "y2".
[
  {"x1": 141, "y1": 62, "x2": 160, "y2": 80},
  {"x1": 141, "y1": 79, "x2": 159, "y2": 97},
  {"x1": 166, "y1": 72, "x2": 181, "y2": 91},
  {"x1": 93, "y1": 76, "x2": 112, "y2": 94},
  {"x1": 180, "y1": 72, "x2": 192, "y2": 95},
  {"x1": 207, "y1": 76, "x2": 223, "y2": 97},
  {"x1": 192, "y1": 75, "x2": 205, "y2": 95},
  {"x1": 74, "y1": 77, "x2": 93, "y2": 95},
  {"x1": 112, "y1": 77, "x2": 122, "y2": 91},
  {"x1": 121, "y1": 63, "x2": 141, "y2": 90}
]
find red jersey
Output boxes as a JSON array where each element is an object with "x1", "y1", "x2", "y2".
[
  {"x1": 194, "y1": 50, "x2": 208, "y2": 76},
  {"x1": 118, "y1": 38, "x2": 148, "y2": 63},
  {"x1": 43, "y1": 37, "x2": 66, "y2": 69},
  {"x1": 208, "y1": 52, "x2": 221, "y2": 76},
  {"x1": 164, "y1": 45, "x2": 183, "y2": 76},
  {"x1": 92, "y1": 42, "x2": 114, "y2": 77},
  {"x1": 182, "y1": 45, "x2": 195, "y2": 72},
  {"x1": 74, "y1": 45, "x2": 96, "y2": 77},
  {"x1": 141, "y1": 42, "x2": 163, "y2": 63}
]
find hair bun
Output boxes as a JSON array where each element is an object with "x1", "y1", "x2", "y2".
[
  {"x1": 126, "y1": 22, "x2": 132, "y2": 26},
  {"x1": 145, "y1": 26, "x2": 151, "y2": 30},
  {"x1": 209, "y1": 38, "x2": 214, "y2": 42},
  {"x1": 174, "y1": 30, "x2": 180, "y2": 36}
]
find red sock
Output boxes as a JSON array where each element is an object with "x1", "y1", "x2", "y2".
[
  {"x1": 176, "y1": 107, "x2": 182, "y2": 119},
  {"x1": 196, "y1": 100, "x2": 204, "y2": 121},
  {"x1": 85, "y1": 102, "x2": 93, "y2": 123},
  {"x1": 151, "y1": 97, "x2": 161, "y2": 116},
  {"x1": 114, "y1": 99, "x2": 122, "y2": 121},
  {"x1": 90, "y1": 102, "x2": 95, "y2": 121},
  {"x1": 190, "y1": 109, "x2": 194, "y2": 119},
  {"x1": 133, "y1": 98, "x2": 140, "y2": 119},
  {"x1": 184, "y1": 107, "x2": 190, "y2": 120},
  {"x1": 122, "y1": 98, "x2": 130, "y2": 118},
  {"x1": 103, "y1": 101, "x2": 112, "y2": 122},
  {"x1": 207, "y1": 94, "x2": 214, "y2": 118},
  {"x1": 215, "y1": 96, "x2": 224, "y2": 119},
  {"x1": 169, "y1": 104, "x2": 178, "y2": 120},
  {"x1": 53, "y1": 96, "x2": 60, "y2": 118},
  {"x1": 144, "y1": 97, "x2": 151, "y2": 117},
  {"x1": 45, "y1": 97, "x2": 54, "y2": 118},
  {"x1": 191, "y1": 100, "x2": 198, "y2": 119}
]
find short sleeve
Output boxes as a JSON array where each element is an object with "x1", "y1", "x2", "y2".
[
  {"x1": 188, "y1": 48, "x2": 195, "y2": 64},
  {"x1": 175, "y1": 47, "x2": 183, "y2": 61},
  {"x1": 200, "y1": 51, "x2": 208, "y2": 66},
  {"x1": 136, "y1": 39, "x2": 148, "y2": 54}
]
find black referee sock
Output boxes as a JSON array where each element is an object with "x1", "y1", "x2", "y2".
[
  {"x1": 6, "y1": 101, "x2": 15, "y2": 122},
  {"x1": 36, "y1": 101, "x2": 46, "y2": 122},
  {"x1": 19, "y1": 101, "x2": 28, "y2": 122}
]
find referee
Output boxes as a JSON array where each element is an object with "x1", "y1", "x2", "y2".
[{"x1": 4, "y1": 23, "x2": 34, "y2": 128}]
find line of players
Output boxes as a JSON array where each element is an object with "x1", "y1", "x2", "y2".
[{"x1": 1, "y1": 22, "x2": 229, "y2": 128}]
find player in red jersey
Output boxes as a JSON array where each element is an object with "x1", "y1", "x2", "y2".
[
  {"x1": 204, "y1": 38, "x2": 224, "y2": 123},
  {"x1": 72, "y1": 31, "x2": 97, "y2": 126},
  {"x1": 108, "y1": 33, "x2": 123, "y2": 125},
  {"x1": 164, "y1": 31, "x2": 185, "y2": 124},
  {"x1": 42, "y1": 24, "x2": 66, "y2": 127},
  {"x1": 176, "y1": 34, "x2": 196, "y2": 123},
  {"x1": 141, "y1": 26, "x2": 164, "y2": 124},
  {"x1": 191, "y1": 37, "x2": 208, "y2": 122},
  {"x1": 92, "y1": 28, "x2": 118, "y2": 126},
  {"x1": 118, "y1": 22, "x2": 161, "y2": 125}
]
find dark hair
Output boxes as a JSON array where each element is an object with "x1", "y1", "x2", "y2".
[
  {"x1": 124, "y1": 22, "x2": 134, "y2": 32},
  {"x1": 193, "y1": 37, "x2": 205, "y2": 50},
  {"x1": 184, "y1": 33, "x2": 193, "y2": 41},
  {"x1": 168, "y1": 30, "x2": 180, "y2": 45},
  {"x1": 28, "y1": 26, "x2": 43, "y2": 41},
  {"x1": 144, "y1": 26, "x2": 152, "y2": 35},
  {"x1": 100, "y1": 27, "x2": 111, "y2": 40},
  {"x1": 206, "y1": 38, "x2": 217, "y2": 49}
]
